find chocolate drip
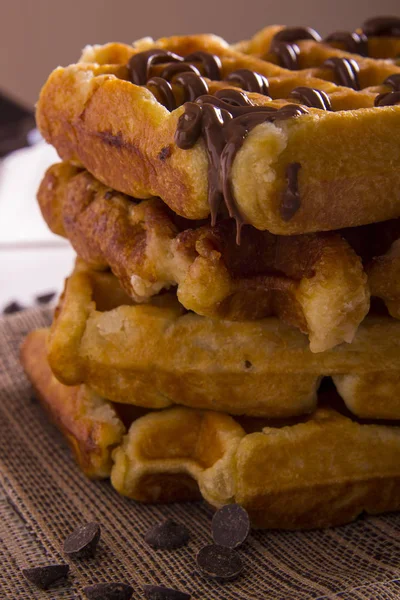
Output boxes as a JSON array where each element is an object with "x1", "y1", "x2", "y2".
[
  {"x1": 175, "y1": 91, "x2": 308, "y2": 242},
  {"x1": 362, "y1": 16, "x2": 400, "y2": 37},
  {"x1": 147, "y1": 77, "x2": 176, "y2": 110},
  {"x1": 323, "y1": 57, "x2": 360, "y2": 90},
  {"x1": 289, "y1": 86, "x2": 332, "y2": 110},
  {"x1": 281, "y1": 163, "x2": 302, "y2": 221},
  {"x1": 128, "y1": 49, "x2": 182, "y2": 85},
  {"x1": 184, "y1": 51, "x2": 222, "y2": 80},
  {"x1": 273, "y1": 26, "x2": 322, "y2": 43},
  {"x1": 324, "y1": 31, "x2": 368, "y2": 56},
  {"x1": 226, "y1": 69, "x2": 270, "y2": 95},
  {"x1": 270, "y1": 40, "x2": 301, "y2": 70},
  {"x1": 384, "y1": 73, "x2": 400, "y2": 91},
  {"x1": 374, "y1": 91, "x2": 400, "y2": 106}
]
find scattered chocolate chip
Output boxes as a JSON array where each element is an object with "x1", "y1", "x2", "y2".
[
  {"x1": 83, "y1": 582, "x2": 133, "y2": 600},
  {"x1": 244, "y1": 360, "x2": 252, "y2": 369},
  {"x1": 212, "y1": 504, "x2": 250, "y2": 549},
  {"x1": 3, "y1": 301, "x2": 24, "y2": 314},
  {"x1": 144, "y1": 519, "x2": 190, "y2": 550},
  {"x1": 22, "y1": 564, "x2": 69, "y2": 589},
  {"x1": 196, "y1": 544, "x2": 243, "y2": 581},
  {"x1": 35, "y1": 291, "x2": 56, "y2": 304},
  {"x1": 143, "y1": 584, "x2": 191, "y2": 600},
  {"x1": 104, "y1": 190, "x2": 114, "y2": 200},
  {"x1": 158, "y1": 145, "x2": 172, "y2": 160},
  {"x1": 63, "y1": 522, "x2": 101, "y2": 559}
]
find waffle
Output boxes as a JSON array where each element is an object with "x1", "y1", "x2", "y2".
[
  {"x1": 21, "y1": 328, "x2": 400, "y2": 529},
  {"x1": 46, "y1": 262, "x2": 400, "y2": 420},
  {"x1": 368, "y1": 239, "x2": 400, "y2": 319},
  {"x1": 20, "y1": 328, "x2": 125, "y2": 478},
  {"x1": 36, "y1": 19, "x2": 400, "y2": 236},
  {"x1": 38, "y1": 162, "x2": 369, "y2": 352}
]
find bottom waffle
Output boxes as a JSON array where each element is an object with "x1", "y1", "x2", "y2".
[{"x1": 21, "y1": 329, "x2": 400, "y2": 529}]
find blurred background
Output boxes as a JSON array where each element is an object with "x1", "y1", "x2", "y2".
[{"x1": 0, "y1": 0, "x2": 399, "y2": 312}]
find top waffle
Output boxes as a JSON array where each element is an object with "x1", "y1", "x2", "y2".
[{"x1": 36, "y1": 16, "x2": 400, "y2": 236}]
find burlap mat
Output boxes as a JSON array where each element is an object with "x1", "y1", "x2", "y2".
[{"x1": 1, "y1": 309, "x2": 400, "y2": 600}]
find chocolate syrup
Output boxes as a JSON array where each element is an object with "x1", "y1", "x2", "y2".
[
  {"x1": 289, "y1": 86, "x2": 332, "y2": 110},
  {"x1": 362, "y1": 16, "x2": 400, "y2": 37},
  {"x1": 324, "y1": 31, "x2": 368, "y2": 56},
  {"x1": 269, "y1": 26, "x2": 321, "y2": 70},
  {"x1": 175, "y1": 90, "x2": 308, "y2": 241},
  {"x1": 384, "y1": 73, "x2": 400, "y2": 91},
  {"x1": 127, "y1": 49, "x2": 309, "y2": 241},
  {"x1": 374, "y1": 91, "x2": 400, "y2": 106},
  {"x1": 323, "y1": 57, "x2": 360, "y2": 90},
  {"x1": 226, "y1": 69, "x2": 269, "y2": 95},
  {"x1": 128, "y1": 49, "x2": 183, "y2": 85},
  {"x1": 281, "y1": 163, "x2": 302, "y2": 220}
]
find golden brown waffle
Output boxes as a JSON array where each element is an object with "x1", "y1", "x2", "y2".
[
  {"x1": 368, "y1": 239, "x2": 400, "y2": 319},
  {"x1": 36, "y1": 21, "x2": 400, "y2": 235},
  {"x1": 21, "y1": 328, "x2": 400, "y2": 529},
  {"x1": 39, "y1": 162, "x2": 369, "y2": 352},
  {"x1": 20, "y1": 328, "x2": 125, "y2": 478},
  {"x1": 47, "y1": 262, "x2": 400, "y2": 420}
]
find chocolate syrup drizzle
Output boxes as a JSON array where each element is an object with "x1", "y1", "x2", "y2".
[
  {"x1": 289, "y1": 86, "x2": 332, "y2": 110},
  {"x1": 323, "y1": 57, "x2": 360, "y2": 90},
  {"x1": 362, "y1": 16, "x2": 400, "y2": 37},
  {"x1": 281, "y1": 163, "x2": 302, "y2": 220},
  {"x1": 226, "y1": 69, "x2": 269, "y2": 95},
  {"x1": 269, "y1": 27, "x2": 321, "y2": 70},
  {"x1": 128, "y1": 49, "x2": 273, "y2": 111},
  {"x1": 324, "y1": 31, "x2": 368, "y2": 56},
  {"x1": 375, "y1": 73, "x2": 400, "y2": 106},
  {"x1": 175, "y1": 90, "x2": 308, "y2": 242},
  {"x1": 277, "y1": 17, "x2": 400, "y2": 59},
  {"x1": 125, "y1": 19, "x2": 400, "y2": 241},
  {"x1": 127, "y1": 50, "x2": 309, "y2": 241},
  {"x1": 385, "y1": 73, "x2": 400, "y2": 90}
]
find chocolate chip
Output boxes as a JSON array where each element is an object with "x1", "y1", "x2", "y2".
[
  {"x1": 3, "y1": 301, "x2": 24, "y2": 314},
  {"x1": 212, "y1": 504, "x2": 250, "y2": 549},
  {"x1": 144, "y1": 519, "x2": 190, "y2": 550},
  {"x1": 244, "y1": 360, "x2": 252, "y2": 369},
  {"x1": 143, "y1": 584, "x2": 191, "y2": 600},
  {"x1": 83, "y1": 583, "x2": 133, "y2": 600},
  {"x1": 104, "y1": 190, "x2": 114, "y2": 200},
  {"x1": 35, "y1": 291, "x2": 56, "y2": 304},
  {"x1": 196, "y1": 544, "x2": 243, "y2": 581},
  {"x1": 22, "y1": 564, "x2": 69, "y2": 589},
  {"x1": 63, "y1": 522, "x2": 101, "y2": 559},
  {"x1": 158, "y1": 145, "x2": 171, "y2": 160}
]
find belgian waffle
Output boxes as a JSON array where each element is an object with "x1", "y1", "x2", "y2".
[
  {"x1": 21, "y1": 328, "x2": 400, "y2": 530},
  {"x1": 36, "y1": 18, "x2": 400, "y2": 236},
  {"x1": 46, "y1": 262, "x2": 400, "y2": 420},
  {"x1": 38, "y1": 162, "x2": 369, "y2": 352}
]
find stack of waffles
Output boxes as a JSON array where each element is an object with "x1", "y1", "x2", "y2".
[{"x1": 22, "y1": 16, "x2": 400, "y2": 529}]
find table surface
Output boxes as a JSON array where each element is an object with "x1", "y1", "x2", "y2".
[{"x1": 0, "y1": 139, "x2": 75, "y2": 312}]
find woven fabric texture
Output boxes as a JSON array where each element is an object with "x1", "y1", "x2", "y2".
[{"x1": 1, "y1": 308, "x2": 400, "y2": 599}]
